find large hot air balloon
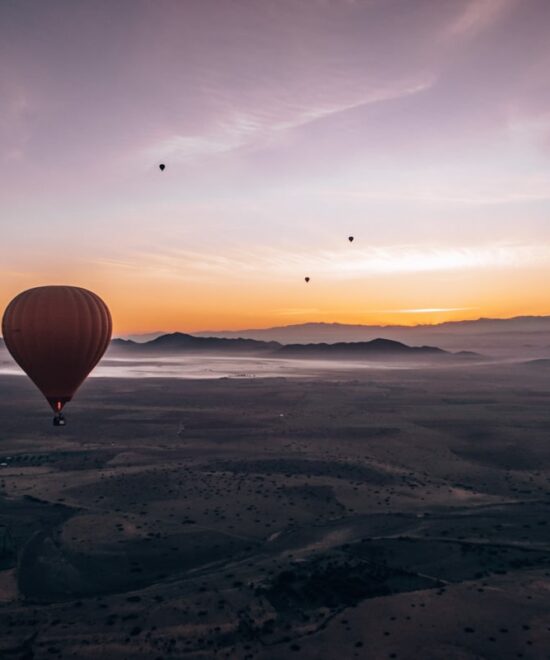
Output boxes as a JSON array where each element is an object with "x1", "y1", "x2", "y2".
[
  {"x1": 348, "y1": 236, "x2": 354, "y2": 242},
  {"x1": 2, "y1": 286, "x2": 112, "y2": 425},
  {"x1": 304, "y1": 277, "x2": 310, "y2": 283},
  {"x1": 159, "y1": 163, "x2": 165, "y2": 171}
]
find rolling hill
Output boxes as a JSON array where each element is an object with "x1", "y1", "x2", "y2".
[{"x1": 109, "y1": 333, "x2": 475, "y2": 361}]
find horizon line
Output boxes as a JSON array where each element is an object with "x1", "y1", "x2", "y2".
[{"x1": 111, "y1": 313, "x2": 550, "y2": 337}]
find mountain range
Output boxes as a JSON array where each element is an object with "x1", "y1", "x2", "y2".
[
  {"x1": 191, "y1": 316, "x2": 550, "y2": 358},
  {"x1": 110, "y1": 333, "x2": 476, "y2": 361},
  {"x1": 194, "y1": 316, "x2": 550, "y2": 341},
  {"x1": 2, "y1": 315, "x2": 549, "y2": 360}
]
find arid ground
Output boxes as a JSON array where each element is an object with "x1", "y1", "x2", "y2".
[{"x1": 0, "y1": 360, "x2": 549, "y2": 659}]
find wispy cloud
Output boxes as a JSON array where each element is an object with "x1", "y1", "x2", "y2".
[
  {"x1": 326, "y1": 244, "x2": 550, "y2": 275},
  {"x1": 93, "y1": 242, "x2": 550, "y2": 282},
  {"x1": 446, "y1": 0, "x2": 515, "y2": 38},
  {"x1": 320, "y1": 173, "x2": 550, "y2": 205},
  {"x1": 143, "y1": 78, "x2": 433, "y2": 163},
  {"x1": 374, "y1": 307, "x2": 477, "y2": 314}
]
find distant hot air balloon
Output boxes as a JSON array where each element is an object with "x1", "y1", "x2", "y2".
[
  {"x1": 304, "y1": 277, "x2": 310, "y2": 283},
  {"x1": 2, "y1": 286, "x2": 112, "y2": 426},
  {"x1": 348, "y1": 236, "x2": 354, "y2": 242},
  {"x1": 159, "y1": 163, "x2": 165, "y2": 171}
]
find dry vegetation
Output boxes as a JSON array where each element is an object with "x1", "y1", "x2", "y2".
[{"x1": 0, "y1": 360, "x2": 549, "y2": 658}]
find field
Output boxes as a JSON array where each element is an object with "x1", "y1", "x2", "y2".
[{"x1": 0, "y1": 360, "x2": 549, "y2": 659}]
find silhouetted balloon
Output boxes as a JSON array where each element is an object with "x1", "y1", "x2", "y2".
[
  {"x1": 348, "y1": 236, "x2": 354, "y2": 242},
  {"x1": 159, "y1": 164, "x2": 165, "y2": 171},
  {"x1": 305, "y1": 277, "x2": 310, "y2": 283},
  {"x1": 2, "y1": 286, "x2": 112, "y2": 416}
]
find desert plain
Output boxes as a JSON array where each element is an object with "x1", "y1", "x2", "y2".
[{"x1": 0, "y1": 357, "x2": 549, "y2": 659}]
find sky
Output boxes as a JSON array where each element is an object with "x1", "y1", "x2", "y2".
[{"x1": 1, "y1": 0, "x2": 550, "y2": 334}]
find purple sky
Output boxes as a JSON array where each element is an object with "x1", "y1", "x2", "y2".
[{"x1": 1, "y1": 0, "x2": 550, "y2": 331}]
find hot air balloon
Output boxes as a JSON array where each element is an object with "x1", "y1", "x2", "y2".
[
  {"x1": 159, "y1": 163, "x2": 165, "y2": 171},
  {"x1": 304, "y1": 277, "x2": 310, "y2": 283},
  {"x1": 348, "y1": 236, "x2": 354, "y2": 242},
  {"x1": 2, "y1": 286, "x2": 112, "y2": 426}
]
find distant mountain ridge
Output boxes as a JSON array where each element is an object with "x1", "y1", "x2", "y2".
[
  {"x1": 115, "y1": 331, "x2": 166, "y2": 343},
  {"x1": 112, "y1": 332, "x2": 279, "y2": 354},
  {"x1": 109, "y1": 316, "x2": 550, "y2": 344},
  {"x1": 3, "y1": 315, "x2": 548, "y2": 359},
  {"x1": 192, "y1": 316, "x2": 550, "y2": 358},
  {"x1": 110, "y1": 332, "x2": 475, "y2": 361},
  {"x1": 276, "y1": 338, "x2": 447, "y2": 359},
  {"x1": 195, "y1": 315, "x2": 550, "y2": 340}
]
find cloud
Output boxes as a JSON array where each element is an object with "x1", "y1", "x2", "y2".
[
  {"x1": 320, "y1": 182, "x2": 550, "y2": 206},
  {"x1": 375, "y1": 307, "x2": 478, "y2": 314},
  {"x1": 446, "y1": 0, "x2": 515, "y2": 38},
  {"x1": 325, "y1": 244, "x2": 550, "y2": 275},
  {"x1": 92, "y1": 242, "x2": 550, "y2": 283},
  {"x1": 143, "y1": 78, "x2": 434, "y2": 163}
]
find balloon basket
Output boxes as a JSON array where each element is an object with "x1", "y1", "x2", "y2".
[{"x1": 53, "y1": 413, "x2": 66, "y2": 427}]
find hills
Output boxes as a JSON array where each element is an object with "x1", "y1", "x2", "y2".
[
  {"x1": 195, "y1": 316, "x2": 550, "y2": 341},
  {"x1": 106, "y1": 315, "x2": 550, "y2": 360},
  {"x1": 3, "y1": 315, "x2": 549, "y2": 360},
  {"x1": 115, "y1": 331, "x2": 166, "y2": 343},
  {"x1": 112, "y1": 333, "x2": 279, "y2": 355},
  {"x1": 275, "y1": 337, "x2": 447, "y2": 359},
  {"x1": 110, "y1": 333, "x2": 474, "y2": 361},
  {"x1": 193, "y1": 316, "x2": 550, "y2": 358}
]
